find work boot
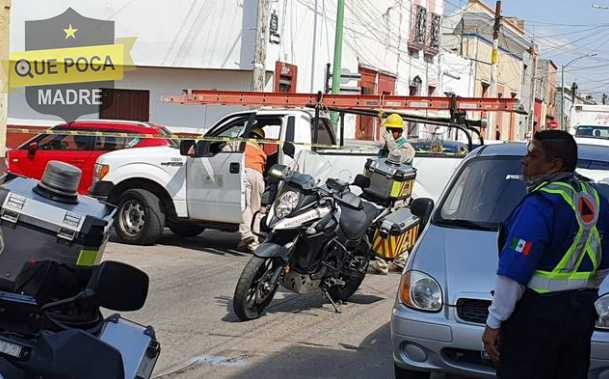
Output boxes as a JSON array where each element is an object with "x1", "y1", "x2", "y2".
[
  {"x1": 388, "y1": 252, "x2": 408, "y2": 272},
  {"x1": 367, "y1": 258, "x2": 389, "y2": 275},
  {"x1": 236, "y1": 236, "x2": 256, "y2": 252}
]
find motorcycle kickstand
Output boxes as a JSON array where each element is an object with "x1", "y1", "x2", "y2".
[{"x1": 321, "y1": 288, "x2": 342, "y2": 313}]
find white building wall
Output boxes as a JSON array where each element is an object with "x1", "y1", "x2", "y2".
[
  {"x1": 440, "y1": 52, "x2": 473, "y2": 97},
  {"x1": 9, "y1": 67, "x2": 255, "y2": 130}
]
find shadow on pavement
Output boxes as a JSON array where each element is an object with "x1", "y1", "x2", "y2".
[
  {"x1": 227, "y1": 322, "x2": 394, "y2": 379},
  {"x1": 110, "y1": 229, "x2": 251, "y2": 257},
  {"x1": 217, "y1": 290, "x2": 386, "y2": 323}
]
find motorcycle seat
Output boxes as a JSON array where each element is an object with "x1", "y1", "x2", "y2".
[{"x1": 340, "y1": 200, "x2": 380, "y2": 240}]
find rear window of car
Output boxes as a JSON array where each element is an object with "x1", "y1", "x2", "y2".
[{"x1": 158, "y1": 127, "x2": 179, "y2": 148}]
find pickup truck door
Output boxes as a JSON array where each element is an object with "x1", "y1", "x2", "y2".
[
  {"x1": 185, "y1": 112, "x2": 288, "y2": 223},
  {"x1": 185, "y1": 113, "x2": 254, "y2": 224}
]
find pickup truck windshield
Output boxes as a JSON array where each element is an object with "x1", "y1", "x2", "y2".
[
  {"x1": 436, "y1": 158, "x2": 526, "y2": 230},
  {"x1": 576, "y1": 125, "x2": 609, "y2": 139}
]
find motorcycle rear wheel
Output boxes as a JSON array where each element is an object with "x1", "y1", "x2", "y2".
[
  {"x1": 233, "y1": 256, "x2": 279, "y2": 321},
  {"x1": 327, "y1": 251, "x2": 370, "y2": 301},
  {"x1": 327, "y1": 275, "x2": 365, "y2": 301}
]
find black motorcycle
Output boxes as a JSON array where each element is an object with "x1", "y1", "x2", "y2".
[
  {"x1": 0, "y1": 259, "x2": 159, "y2": 379},
  {"x1": 233, "y1": 151, "x2": 387, "y2": 321}
]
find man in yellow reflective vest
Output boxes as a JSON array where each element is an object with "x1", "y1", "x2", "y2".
[
  {"x1": 378, "y1": 113, "x2": 416, "y2": 164},
  {"x1": 237, "y1": 126, "x2": 267, "y2": 253},
  {"x1": 482, "y1": 130, "x2": 609, "y2": 378}
]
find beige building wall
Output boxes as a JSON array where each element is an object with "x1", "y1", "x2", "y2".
[{"x1": 460, "y1": 0, "x2": 526, "y2": 140}]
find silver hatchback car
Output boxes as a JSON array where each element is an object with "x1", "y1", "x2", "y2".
[{"x1": 391, "y1": 142, "x2": 609, "y2": 379}]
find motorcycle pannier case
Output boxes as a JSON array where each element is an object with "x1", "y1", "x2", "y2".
[
  {"x1": 100, "y1": 315, "x2": 160, "y2": 379},
  {"x1": 0, "y1": 177, "x2": 116, "y2": 290},
  {"x1": 363, "y1": 158, "x2": 417, "y2": 202},
  {"x1": 372, "y1": 207, "x2": 420, "y2": 259}
]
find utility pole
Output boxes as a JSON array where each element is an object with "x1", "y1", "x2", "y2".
[
  {"x1": 529, "y1": 43, "x2": 538, "y2": 138},
  {"x1": 252, "y1": 0, "x2": 270, "y2": 91},
  {"x1": 0, "y1": 0, "x2": 10, "y2": 161},
  {"x1": 330, "y1": 0, "x2": 345, "y2": 128},
  {"x1": 310, "y1": 0, "x2": 319, "y2": 92},
  {"x1": 487, "y1": 1, "x2": 501, "y2": 140}
]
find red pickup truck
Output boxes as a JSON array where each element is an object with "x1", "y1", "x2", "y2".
[{"x1": 7, "y1": 120, "x2": 176, "y2": 194}]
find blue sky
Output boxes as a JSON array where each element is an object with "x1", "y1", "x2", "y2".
[{"x1": 446, "y1": 0, "x2": 609, "y2": 97}]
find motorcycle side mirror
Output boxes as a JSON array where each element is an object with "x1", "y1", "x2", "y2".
[
  {"x1": 282, "y1": 142, "x2": 295, "y2": 158},
  {"x1": 269, "y1": 164, "x2": 288, "y2": 180},
  {"x1": 410, "y1": 197, "x2": 435, "y2": 228},
  {"x1": 86, "y1": 261, "x2": 149, "y2": 311},
  {"x1": 28, "y1": 142, "x2": 39, "y2": 156},
  {"x1": 352, "y1": 174, "x2": 370, "y2": 189}
]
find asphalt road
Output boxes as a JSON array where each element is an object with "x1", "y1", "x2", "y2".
[{"x1": 104, "y1": 230, "x2": 470, "y2": 379}]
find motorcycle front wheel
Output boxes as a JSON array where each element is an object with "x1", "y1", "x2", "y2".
[{"x1": 233, "y1": 256, "x2": 280, "y2": 321}]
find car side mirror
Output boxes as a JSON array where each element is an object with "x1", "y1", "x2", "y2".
[
  {"x1": 411, "y1": 197, "x2": 434, "y2": 228},
  {"x1": 28, "y1": 142, "x2": 39, "y2": 156},
  {"x1": 283, "y1": 142, "x2": 295, "y2": 158},
  {"x1": 87, "y1": 261, "x2": 149, "y2": 312},
  {"x1": 352, "y1": 174, "x2": 370, "y2": 189}
]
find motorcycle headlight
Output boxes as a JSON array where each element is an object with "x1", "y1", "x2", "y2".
[
  {"x1": 275, "y1": 191, "x2": 300, "y2": 219},
  {"x1": 595, "y1": 294, "x2": 609, "y2": 329},
  {"x1": 399, "y1": 270, "x2": 442, "y2": 312}
]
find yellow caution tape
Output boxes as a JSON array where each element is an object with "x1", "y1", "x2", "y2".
[
  {"x1": 7, "y1": 127, "x2": 378, "y2": 151},
  {"x1": 6, "y1": 127, "x2": 466, "y2": 157}
]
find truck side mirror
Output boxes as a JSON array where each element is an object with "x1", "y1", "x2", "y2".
[
  {"x1": 179, "y1": 140, "x2": 195, "y2": 156},
  {"x1": 282, "y1": 142, "x2": 295, "y2": 158}
]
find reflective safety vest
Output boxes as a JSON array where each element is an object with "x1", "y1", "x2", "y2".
[{"x1": 527, "y1": 180, "x2": 602, "y2": 294}]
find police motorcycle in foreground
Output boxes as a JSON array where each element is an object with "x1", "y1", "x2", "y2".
[
  {"x1": 0, "y1": 259, "x2": 159, "y2": 379},
  {"x1": 0, "y1": 161, "x2": 160, "y2": 378},
  {"x1": 233, "y1": 151, "x2": 390, "y2": 321}
]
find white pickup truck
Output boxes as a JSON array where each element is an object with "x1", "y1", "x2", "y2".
[{"x1": 93, "y1": 109, "x2": 464, "y2": 245}]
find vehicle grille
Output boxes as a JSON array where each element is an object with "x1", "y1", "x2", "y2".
[{"x1": 456, "y1": 298, "x2": 491, "y2": 325}]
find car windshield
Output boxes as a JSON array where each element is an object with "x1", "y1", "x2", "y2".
[
  {"x1": 436, "y1": 156, "x2": 609, "y2": 231},
  {"x1": 576, "y1": 125, "x2": 609, "y2": 139},
  {"x1": 436, "y1": 158, "x2": 526, "y2": 230}
]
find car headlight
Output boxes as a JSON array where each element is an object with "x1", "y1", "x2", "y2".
[
  {"x1": 275, "y1": 191, "x2": 300, "y2": 219},
  {"x1": 399, "y1": 270, "x2": 442, "y2": 312},
  {"x1": 93, "y1": 164, "x2": 110, "y2": 183},
  {"x1": 595, "y1": 294, "x2": 609, "y2": 329}
]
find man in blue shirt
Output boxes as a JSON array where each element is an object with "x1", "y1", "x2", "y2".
[{"x1": 482, "y1": 130, "x2": 609, "y2": 378}]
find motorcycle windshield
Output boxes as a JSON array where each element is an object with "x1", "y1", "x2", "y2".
[{"x1": 288, "y1": 150, "x2": 333, "y2": 186}]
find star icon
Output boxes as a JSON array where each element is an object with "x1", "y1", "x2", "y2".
[{"x1": 64, "y1": 24, "x2": 78, "y2": 39}]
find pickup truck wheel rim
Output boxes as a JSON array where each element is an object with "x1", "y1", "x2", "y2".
[{"x1": 120, "y1": 200, "x2": 146, "y2": 236}]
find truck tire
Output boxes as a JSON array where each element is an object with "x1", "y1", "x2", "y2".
[
  {"x1": 115, "y1": 189, "x2": 165, "y2": 245},
  {"x1": 168, "y1": 222, "x2": 205, "y2": 238}
]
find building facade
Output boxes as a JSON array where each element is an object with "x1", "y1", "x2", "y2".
[
  {"x1": 443, "y1": 0, "x2": 532, "y2": 141},
  {"x1": 8, "y1": 0, "x2": 447, "y2": 141}
]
